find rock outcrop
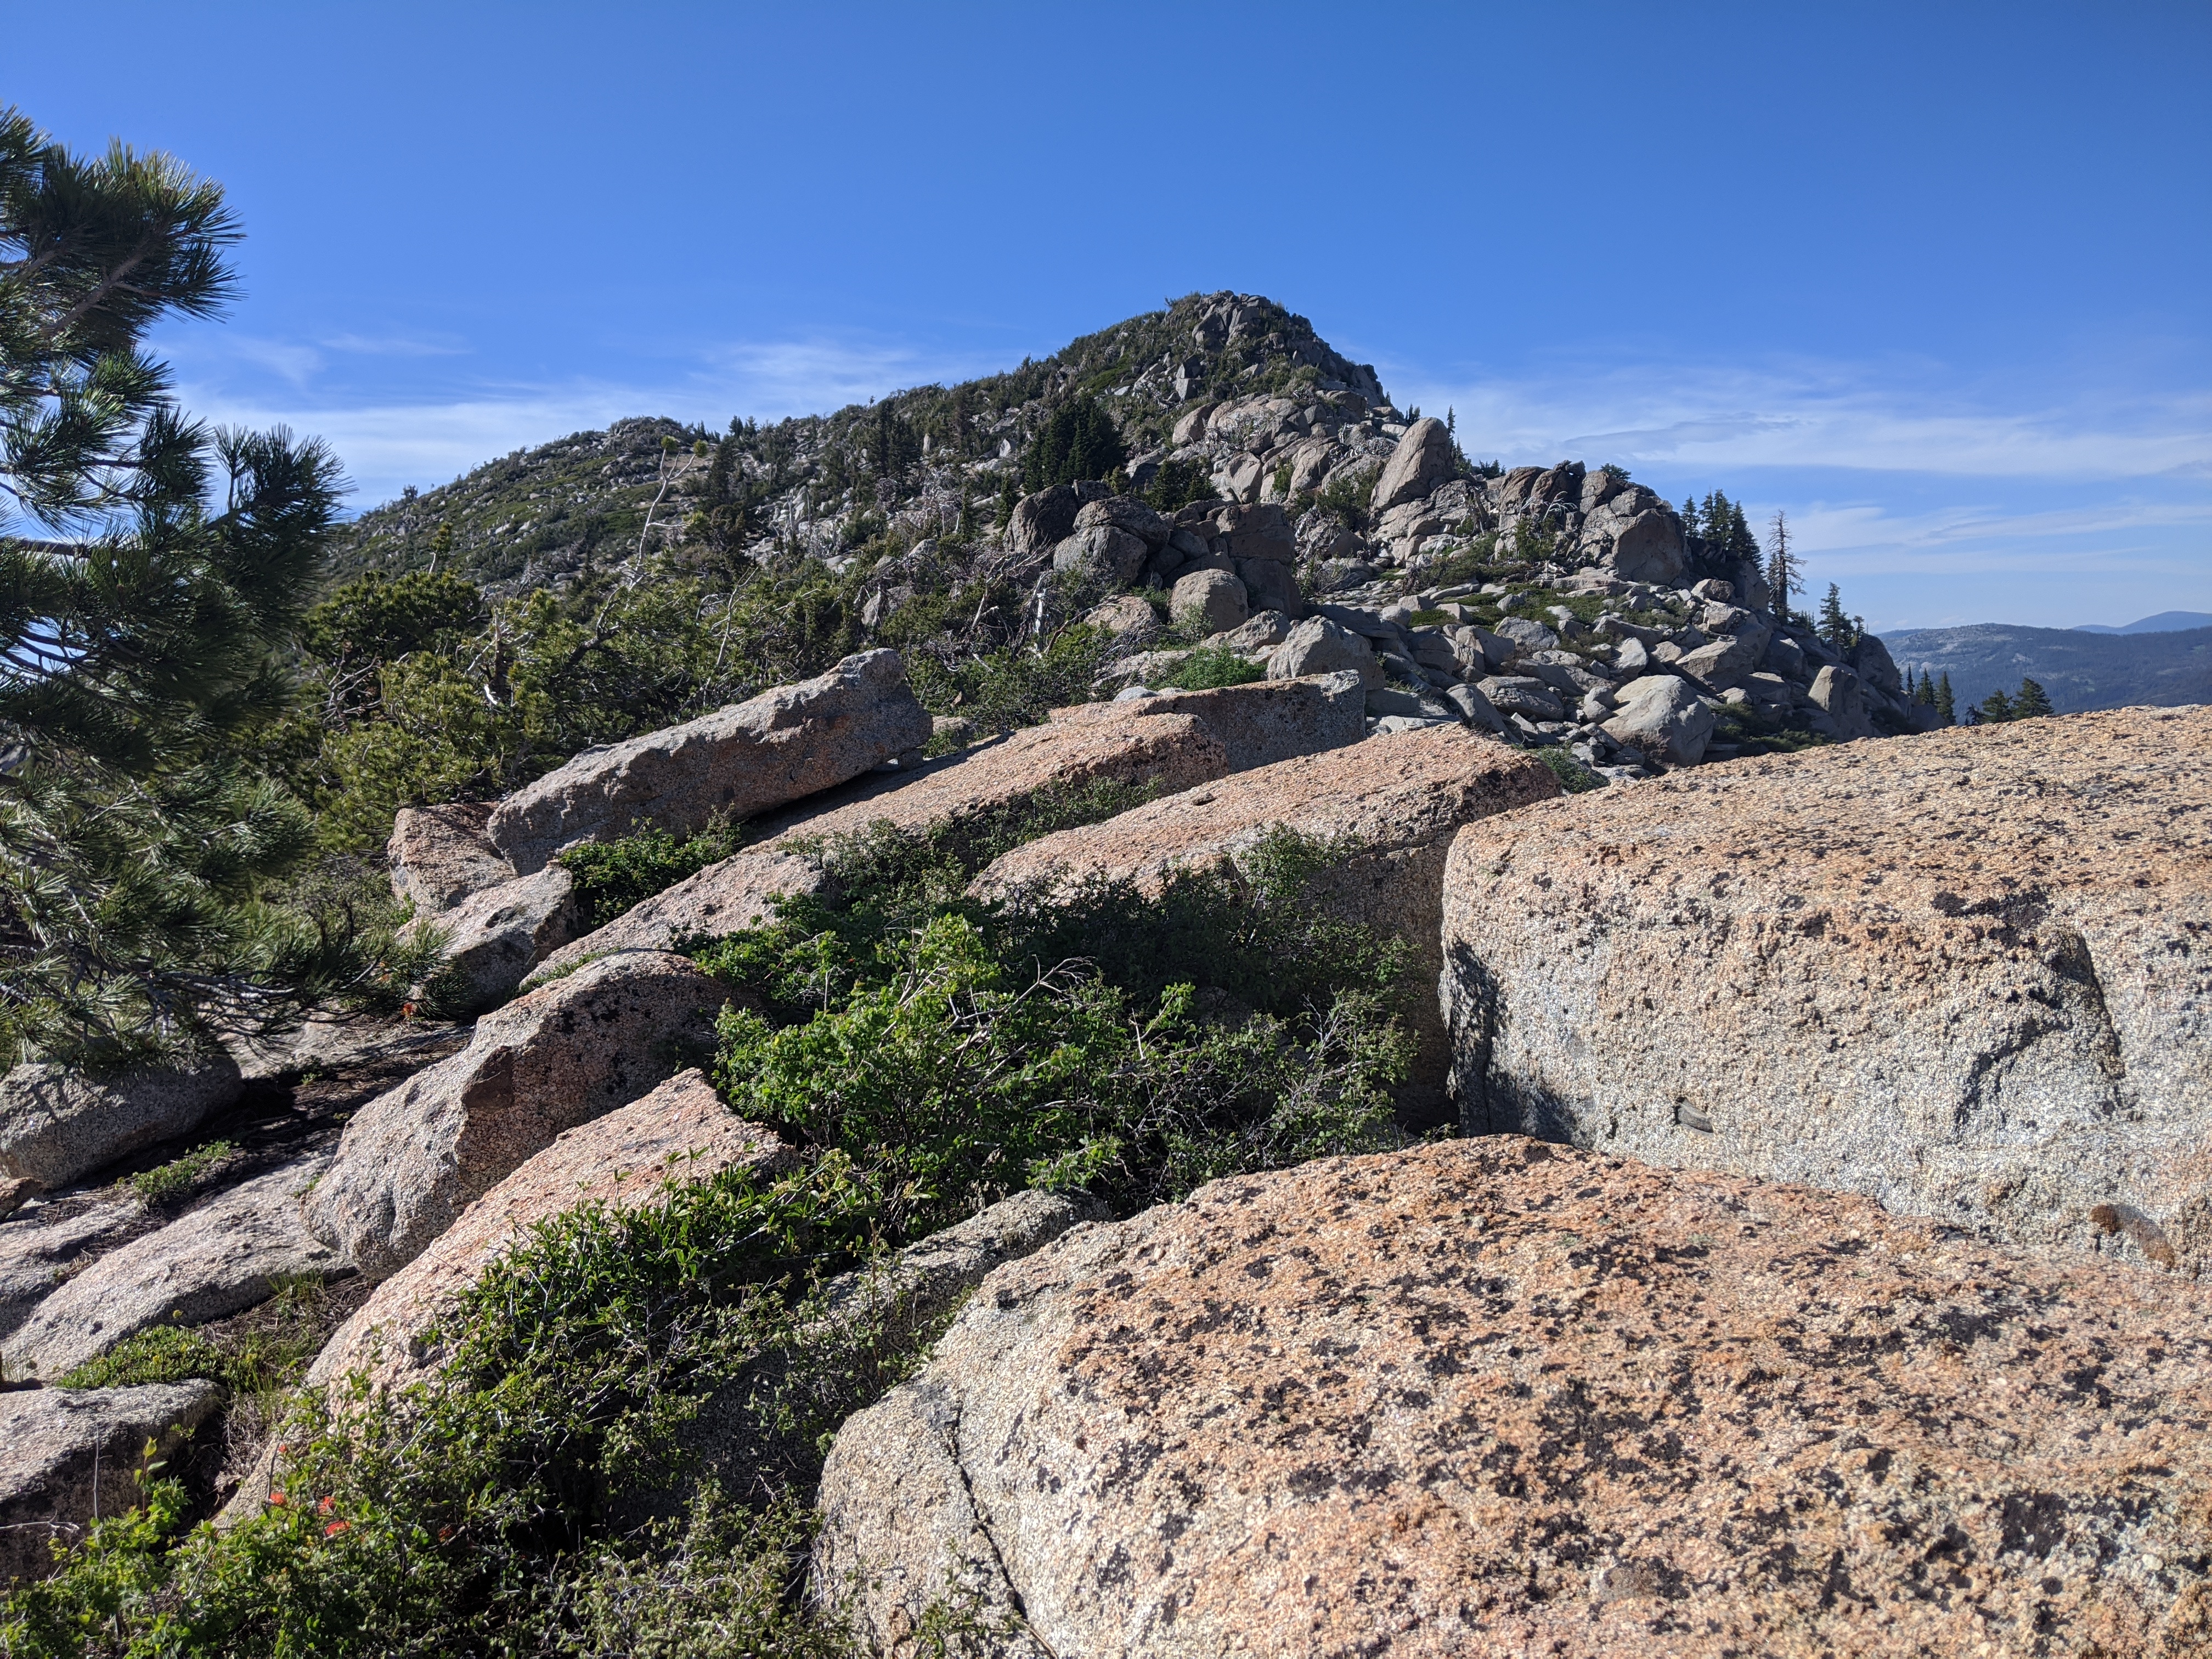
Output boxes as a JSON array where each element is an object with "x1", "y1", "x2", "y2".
[
  {"x1": 1169, "y1": 568, "x2": 1246, "y2": 633},
  {"x1": 306, "y1": 1070, "x2": 783, "y2": 1398},
  {"x1": 306, "y1": 951, "x2": 730, "y2": 1279},
  {"x1": 0, "y1": 1200, "x2": 143, "y2": 1344},
  {"x1": 974, "y1": 726, "x2": 1559, "y2": 1116},
  {"x1": 528, "y1": 678, "x2": 1365, "y2": 975},
  {"x1": 419, "y1": 864, "x2": 580, "y2": 1013},
  {"x1": 1056, "y1": 674, "x2": 1366, "y2": 773},
  {"x1": 1265, "y1": 616, "x2": 1380, "y2": 687},
  {"x1": 0, "y1": 1058, "x2": 242, "y2": 1200},
  {"x1": 1441, "y1": 706, "x2": 2212, "y2": 1273},
  {"x1": 1599, "y1": 672, "x2": 1718, "y2": 765},
  {"x1": 386, "y1": 802, "x2": 512, "y2": 914},
  {"x1": 1369, "y1": 416, "x2": 1456, "y2": 514},
  {"x1": 816, "y1": 1138, "x2": 2212, "y2": 1658},
  {"x1": 7, "y1": 1155, "x2": 344, "y2": 1381},
  {"x1": 0, "y1": 1382, "x2": 223, "y2": 1584},
  {"x1": 487, "y1": 649, "x2": 933, "y2": 873}
]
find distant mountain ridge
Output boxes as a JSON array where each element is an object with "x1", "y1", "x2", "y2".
[
  {"x1": 2074, "y1": 611, "x2": 2212, "y2": 635},
  {"x1": 1885, "y1": 621, "x2": 2212, "y2": 715}
]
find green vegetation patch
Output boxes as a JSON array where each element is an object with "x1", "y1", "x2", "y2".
[
  {"x1": 1154, "y1": 645, "x2": 1263, "y2": 690},
  {"x1": 8, "y1": 823, "x2": 1409, "y2": 1652},
  {"x1": 557, "y1": 820, "x2": 747, "y2": 932},
  {"x1": 56, "y1": 1314, "x2": 320, "y2": 1399},
  {"x1": 123, "y1": 1142, "x2": 236, "y2": 1209},
  {"x1": 905, "y1": 625, "x2": 1109, "y2": 733},
  {"x1": 1534, "y1": 747, "x2": 1607, "y2": 793}
]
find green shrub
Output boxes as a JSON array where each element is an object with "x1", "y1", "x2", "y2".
[
  {"x1": 1535, "y1": 747, "x2": 1606, "y2": 793},
  {"x1": 1154, "y1": 645, "x2": 1263, "y2": 690},
  {"x1": 558, "y1": 819, "x2": 746, "y2": 932},
  {"x1": 713, "y1": 914, "x2": 1404, "y2": 1236},
  {"x1": 123, "y1": 1143, "x2": 235, "y2": 1209},
  {"x1": 1419, "y1": 532, "x2": 1504, "y2": 591},
  {"x1": 1314, "y1": 465, "x2": 1376, "y2": 532},
  {"x1": 57, "y1": 1325, "x2": 234, "y2": 1391},
  {"x1": 3, "y1": 1156, "x2": 868, "y2": 1656},
  {"x1": 529, "y1": 1488, "x2": 851, "y2": 1658},
  {"x1": 700, "y1": 824, "x2": 1409, "y2": 1052},
  {"x1": 905, "y1": 625, "x2": 1108, "y2": 732},
  {"x1": 56, "y1": 1319, "x2": 320, "y2": 1397},
  {"x1": 688, "y1": 775, "x2": 1166, "y2": 1009}
]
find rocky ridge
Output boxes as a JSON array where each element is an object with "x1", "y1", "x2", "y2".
[
  {"x1": 331, "y1": 291, "x2": 1927, "y2": 785},
  {"x1": 0, "y1": 567, "x2": 2201, "y2": 1644}
]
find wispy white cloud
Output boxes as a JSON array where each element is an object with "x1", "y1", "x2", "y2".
[
  {"x1": 212, "y1": 335, "x2": 325, "y2": 389},
  {"x1": 318, "y1": 331, "x2": 472, "y2": 358},
  {"x1": 705, "y1": 336, "x2": 1002, "y2": 419},
  {"x1": 1385, "y1": 356, "x2": 2212, "y2": 482},
  {"x1": 172, "y1": 331, "x2": 1006, "y2": 506},
  {"x1": 176, "y1": 387, "x2": 698, "y2": 498}
]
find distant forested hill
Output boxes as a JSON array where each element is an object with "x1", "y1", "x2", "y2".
[{"x1": 1886, "y1": 622, "x2": 2212, "y2": 714}]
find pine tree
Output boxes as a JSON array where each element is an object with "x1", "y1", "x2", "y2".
[
  {"x1": 1818, "y1": 583, "x2": 1851, "y2": 647},
  {"x1": 1936, "y1": 672, "x2": 1956, "y2": 725},
  {"x1": 1697, "y1": 490, "x2": 1727, "y2": 546},
  {"x1": 0, "y1": 106, "x2": 428, "y2": 1062},
  {"x1": 1020, "y1": 396, "x2": 1128, "y2": 492},
  {"x1": 1913, "y1": 669, "x2": 1934, "y2": 706},
  {"x1": 2014, "y1": 677, "x2": 2054, "y2": 718},
  {"x1": 1977, "y1": 689, "x2": 2015, "y2": 723}
]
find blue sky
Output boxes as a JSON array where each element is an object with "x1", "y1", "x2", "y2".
[{"x1": 18, "y1": 1, "x2": 2209, "y2": 630}]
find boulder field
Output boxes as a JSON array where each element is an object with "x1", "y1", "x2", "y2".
[
  {"x1": 0, "y1": 622, "x2": 2204, "y2": 1634},
  {"x1": 1438, "y1": 704, "x2": 2211, "y2": 1274},
  {"x1": 816, "y1": 1138, "x2": 2212, "y2": 1658}
]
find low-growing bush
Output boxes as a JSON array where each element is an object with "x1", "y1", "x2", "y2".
[
  {"x1": 1535, "y1": 747, "x2": 1607, "y2": 793},
  {"x1": 55, "y1": 1319, "x2": 319, "y2": 1399},
  {"x1": 123, "y1": 1142, "x2": 236, "y2": 1209},
  {"x1": 1418, "y1": 532, "x2": 1504, "y2": 591},
  {"x1": 557, "y1": 819, "x2": 746, "y2": 932},
  {"x1": 712, "y1": 913, "x2": 1404, "y2": 1236},
  {"x1": 1153, "y1": 645, "x2": 1263, "y2": 690},
  {"x1": 905, "y1": 625, "x2": 1108, "y2": 732}
]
